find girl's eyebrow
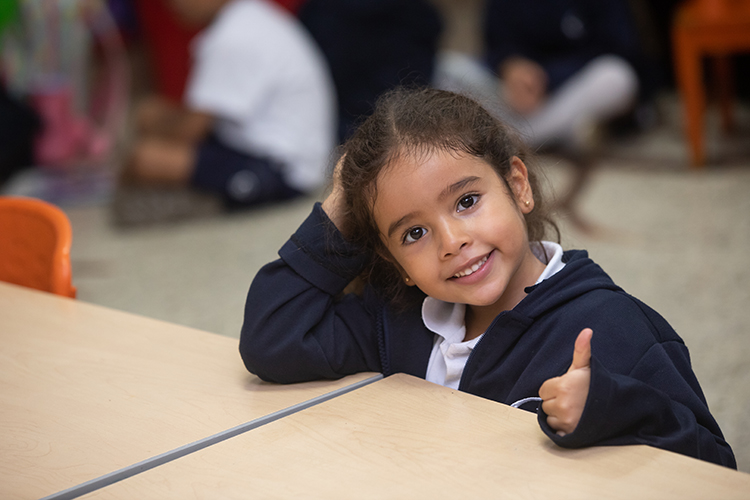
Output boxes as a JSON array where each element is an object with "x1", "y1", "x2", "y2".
[
  {"x1": 440, "y1": 176, "x2": 480, "y2": 200},
  {"x1": 386, "y1": 176, "x2": 482, "y2": 238},
  {"x1": 387, "y1": 212, "x2": 417, "y2": 238}
]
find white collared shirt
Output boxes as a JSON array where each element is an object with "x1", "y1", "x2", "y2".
[{"x1": 423, "y1": 241, "x2": 565, "y2": 389}]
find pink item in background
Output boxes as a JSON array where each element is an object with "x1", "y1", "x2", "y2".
[{"x1": 31, "y1": 84, "x2": 109, "y2": 169}]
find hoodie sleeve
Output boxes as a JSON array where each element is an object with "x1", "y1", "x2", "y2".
[
  {"x1": 239, "y1": 203, "x2": 383, "y2": 383},
  {"x1": 538, "y1": 339, "x2": 736, "y2": 469}
]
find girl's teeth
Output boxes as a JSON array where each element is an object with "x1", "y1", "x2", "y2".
[{"x1": 454, "y1": 255, "x2": 488, "y2": 278}]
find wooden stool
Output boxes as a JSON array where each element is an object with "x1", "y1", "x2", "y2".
[{"x1": 672, "y1": 0, "x2": 750, "y2": 166}]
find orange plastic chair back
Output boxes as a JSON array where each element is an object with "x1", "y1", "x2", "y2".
[{"x1": 0, "y1": 196, "x2": 76, "y2": 298}]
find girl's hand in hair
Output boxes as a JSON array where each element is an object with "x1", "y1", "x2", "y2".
[
  {"x1": 539, "y1": 328, "x2": 593, "y2": 436},
  {"x1": 321, "y1": 154, "x2": 346, "y2": 231}
]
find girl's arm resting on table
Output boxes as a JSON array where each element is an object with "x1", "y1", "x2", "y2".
[
  {"x1": 239, "y1": 203, "x2": 382, "y2": 383},
  {"x1": 538, "y1": 341, "x2": 737, "y2": 469}
]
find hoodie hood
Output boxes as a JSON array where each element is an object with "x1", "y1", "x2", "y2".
[{"x1": 516, "y1": 249, "x2": 623, "y2": 321}]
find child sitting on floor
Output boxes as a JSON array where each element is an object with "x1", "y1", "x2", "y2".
[{"x1": 119, "y1": 0, "x2": 335, "y2": 222}]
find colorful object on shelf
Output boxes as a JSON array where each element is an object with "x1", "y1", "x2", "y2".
[{"x1": 1, "y1": 0, "x2": 129, "y2": 170}]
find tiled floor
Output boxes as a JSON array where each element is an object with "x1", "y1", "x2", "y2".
[{"x1": 20, "y1": 92, "x2": 750, "y2": 472}]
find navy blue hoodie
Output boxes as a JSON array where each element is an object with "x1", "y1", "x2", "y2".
[{"x1": 240, "y1": 204, "x2": 736, "y2": 469}]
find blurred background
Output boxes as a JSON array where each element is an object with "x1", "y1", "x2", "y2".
[{"x1": 1, "y1": 0, "x2": 749, "y2": 472}]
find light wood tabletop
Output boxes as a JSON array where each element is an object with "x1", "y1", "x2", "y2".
[
  {"x1": 86, "y1": 373, "x2": 750, "y2": 500},
  {"x1": 0, "y1": 282, "x2": 378, "y2": 500}
]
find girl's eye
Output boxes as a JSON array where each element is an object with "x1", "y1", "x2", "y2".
[
  {"x1": 457, "y1": 194, "x2": 479, "y2": 212},
  {"x1": 403, "y1": 227, "x2": 426, "y2": 244}
]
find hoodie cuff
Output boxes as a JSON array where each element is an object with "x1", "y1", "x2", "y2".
[{"x1": 280, "y1": 203, "x2": 369, "y2": 295}]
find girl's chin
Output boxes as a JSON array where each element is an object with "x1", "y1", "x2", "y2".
[
  {"x1": 465, "y1": 298, "x2": 503, "y2": 309},
  {"x1": 461, "y1": 290, "x2": 506, "y2": 309}
]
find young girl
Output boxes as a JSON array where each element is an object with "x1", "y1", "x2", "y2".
[{"x1": 239, "y1": 87, "x2": 735, "y2": 468}]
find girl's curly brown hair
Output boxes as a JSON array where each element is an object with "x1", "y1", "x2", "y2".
[{"x1": 338, "y1": 86, "x2": 558, "y2": 306}]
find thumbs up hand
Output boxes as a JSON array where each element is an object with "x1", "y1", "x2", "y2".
[{"x1": 539, "y1": 328, "x2": 593, "y2": 436}]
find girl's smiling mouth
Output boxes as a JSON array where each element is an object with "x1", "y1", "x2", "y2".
[{"x1": 451, "y1": 252, "x2": 491, "y2": 279}]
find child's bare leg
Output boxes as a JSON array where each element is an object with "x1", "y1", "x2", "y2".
[
  {"x1": 128, "y1": 138, "x2": 196, "y2": 185},
  {"x1": 134, "y1": 95, "x2": 181, "y2": 136}
]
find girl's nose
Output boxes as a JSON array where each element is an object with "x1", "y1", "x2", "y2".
[{"x1": 438, "y1": 220, "x2": 470, "y2": 259}]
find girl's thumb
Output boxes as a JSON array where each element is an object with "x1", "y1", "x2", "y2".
[{"x1": 568, "y1": 328, "x2": 593, "y2": 372}]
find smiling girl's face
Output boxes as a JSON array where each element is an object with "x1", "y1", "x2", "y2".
[{"x1": 372, "y1": 149, "x2": 546, "y2": 331}]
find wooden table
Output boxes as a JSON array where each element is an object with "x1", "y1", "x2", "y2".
[
  {"x1": 85, "y1": 374, "x2": 750, "y2": 499},
  {"x1": 0, "y1": 282, "x2": 379, "y2": 500}
]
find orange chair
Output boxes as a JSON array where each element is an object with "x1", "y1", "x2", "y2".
[
  {"x1": 672, "y1": 0, "x2": 750, "y2": 166},
  {"x1": 0, "y1": 196, "x2": 77, "y2": 298}
]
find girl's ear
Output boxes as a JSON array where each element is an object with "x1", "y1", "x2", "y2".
[
  {"x1": 508, "y1": 156, "x2": 534, "y2": 214},
  {"x1": 377, "y1": 248, "x2": 416, "y2": 286}
]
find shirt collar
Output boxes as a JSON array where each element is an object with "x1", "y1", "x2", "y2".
[
  {"x1": 422, "y1": 298, "x2": 466, "y2": 344},
  {"x1": 421, "y1": 241, "x2": 566, "y2": 342},
  {"x1": 532, "y1": 241, "x2": 565, "y2": 284}
]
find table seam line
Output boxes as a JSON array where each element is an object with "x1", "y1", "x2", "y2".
[{"x1": 39, "y1": 373, "x2": 384, "y2": 500}]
